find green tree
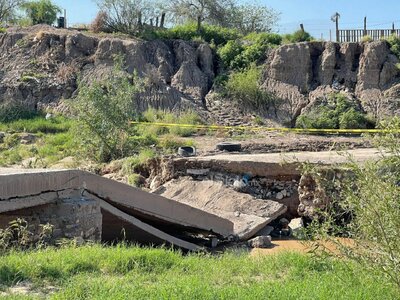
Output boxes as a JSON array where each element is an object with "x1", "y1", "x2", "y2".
[
  {"x1": 95, "y1": 0, "x2": 159, "y2": 35},
  {"x1": 165, "y1": 0, "x2": 235, "y2": 32},
  {"x1": 23, "y1": 0, "x2": 60, "y2": 25},
  {"x1": 70, "y1": 56, "x2": 145, "y2": 162},
  {"x1": 304, "y1": 117, "x2": 400, "y2": 290},
  {"x1": 228, "y1": 2, "x2": 280, "y2": 34},
  {"x1": 0, "y1": 0, "x2": 25, "y2": 23}
]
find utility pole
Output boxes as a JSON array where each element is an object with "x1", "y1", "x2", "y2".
[
  {"x1": 331, "y1": 12, "x2": 340, "y2": 42},
  {"x1": 364, "y1": 16, "x2": 367, "y2": 36},
  {"x1": 64, "y1": 9, "x2": 67, "y2": 28}
]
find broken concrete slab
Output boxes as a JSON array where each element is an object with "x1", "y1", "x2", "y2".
[
  {"x1": 0, "y1": 191, "x2": 58, "y2": 214},
  {"x1": 82, "y1": 172, "x2": 233, "y2": 237},
  {"x1": 153, "y1": 177, "x2": 287, "y2": 240},
  {"x1": 99, "y1": 199, "x2": 201, "y2": 251},
  {"x1": 0, "y1": 168, "x2": 234, "y2": 250},
  {"x1": 0, "y1": 168, "x2": 81, "y2": 200},
  {"x1": 175, "y1": 148, "x2": 383, "y2": 177}
]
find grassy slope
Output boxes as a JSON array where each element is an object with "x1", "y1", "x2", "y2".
[{"x1": 0, "y1": 245, "x2": 397, "y2": 299}]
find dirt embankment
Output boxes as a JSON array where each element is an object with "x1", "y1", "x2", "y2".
[
  {"x1": 261, "y1": 41, "x2": 400, "y2": 124},
  {"x1": 1, "y1": 26, "x2": 399, "y2": 126},
  {"x1": 0, "y1": 25, "x2": 214, "y2": 115}
]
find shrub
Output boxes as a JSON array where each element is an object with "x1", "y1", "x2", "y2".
[
  {"x1": 139, "y1": 108, "x2": 202, "y2": 137},
  {"x1": 0, "y1": 101, "x2": 38, "y2": 123},
  {"x1": 158, "y1": 135, "x2": 195, "y2": 153},
  {"x1": 226, "y1": 65, "x2": 274, "y2": 111},
  {"x1": 305, "y1": 117, "x2": 400, "y2": 290},
  {"x1": 296, "y1": 93, "x2": 375, "y2": 129},
  {"x1": 90, "y1": 11, "x2": 108, "y2": 33},
  {"x1": 361, "y1": 35, "x2": 373, "y2": 43},
  {"x1": 121, "y1": 149, "x2": 156, "y2": 175},
  {"x1": 244, "y1": 32, "x2": 282, "y2": 46},
  {"x1": 386, "y1": 34, "x2": 400, "y2": 58},
  {"x1": 217, "y1": 40, "x2": 244, "y2": 69},
  {"x1": 217, "y1": 32, "x2": 281, "y2": 70},
  {"x1": 283, "y1": 30, "x2": 313, "y2": 43},
  {"x1": 0, "y1": 219, "x2": 53, "y2": 254},
  {"x1": 70, "y1": 55, "x2": 145, "y2": 162},
  {"x1": 157, "y1": 23, "x2": 241, "y2": 46},
  {"x1": 0, "y1": 27, "x2": 6, "y2": 34}
]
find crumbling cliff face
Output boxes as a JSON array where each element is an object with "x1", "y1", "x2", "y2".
[
  {"x1": 262, "y1": 41, "x2": 400, "y2": 125},
  {"x1": 0, "y1": 25, "x2": 214, "y2": 113},
  {"x1": 1, "y1": 26, "x2": 399, "y2": 125}
]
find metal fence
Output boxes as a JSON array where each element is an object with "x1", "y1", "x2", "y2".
[{"x1": 337, "y1": 29, "x2": 400, "y2": 42}]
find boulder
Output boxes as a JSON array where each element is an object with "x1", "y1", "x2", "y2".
[
  {"x1": 247, "y1": 235, "x2": 272, "y2": 248},
  {"x1": 19, "y1": 133, "x2": 36, "y2": 145},
  {"x1": 288, "y1": 218, "x2": 304, "y2": 237}
]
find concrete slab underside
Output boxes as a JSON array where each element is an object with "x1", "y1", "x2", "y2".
[
  {"x1": 153, "y1": 178, "x2": 287, "y2": 240},
  {"x1": 100, "y1": 200, "x2": 201, "y2": 251}
]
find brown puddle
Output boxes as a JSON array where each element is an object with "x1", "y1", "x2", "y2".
[{"x1": 250, "y1": 238, "x2": 355, "y2": 256}]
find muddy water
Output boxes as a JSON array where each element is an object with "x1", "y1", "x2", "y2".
[{"x1": 251, "y1": 238, "x2": 354, "y2": 256}]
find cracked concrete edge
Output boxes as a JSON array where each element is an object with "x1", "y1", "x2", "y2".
[
  {"x1": 0, "y1": 169, "x2": 234, "y2": 237},
  {"x1": 0, "y1": 169, "x2": 82, "y2": 200},
  {"x1": 0, "y1": 191, "x2": 59, "y2": 214},
  {"x1": 98, "y1": 198, "x2": 202, "y2": 251}
]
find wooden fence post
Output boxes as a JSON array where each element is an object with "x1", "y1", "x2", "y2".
[
  {"x1": 363, "y1": 16, "x2": 367, "y2": 36},
  {"x1": 160, "y1": 12, "x2": 166, "y2": 28}
]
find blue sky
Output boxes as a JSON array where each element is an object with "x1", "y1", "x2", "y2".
[{"x1": 54, "y1": 0, "x2": 400, "y2": 40}]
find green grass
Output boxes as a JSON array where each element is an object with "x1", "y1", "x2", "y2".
[
  {"x1": 0, "y1": 245, "x2": 397, "y2": 299},
  {"x1": 0, "y1": 116, "x2": 72, "y2": 134},
  {"x1": 0, "y1": 131, "x2": 76, "y2": 168}
]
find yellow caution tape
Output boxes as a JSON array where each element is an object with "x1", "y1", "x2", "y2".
[{"x1": 130, "y1": 121, "x2": 400, "y2": 134}]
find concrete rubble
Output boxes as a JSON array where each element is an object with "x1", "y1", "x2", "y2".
[{"x1": 153, "y1": 178, "x2": 287, "y2": 241}]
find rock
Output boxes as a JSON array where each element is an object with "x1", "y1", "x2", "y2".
[
  {"x1": 19, "y1": 133, "x2": 36, "y2": 144},
  {"x1": 275, "y1": 192, "x2": 284, "y2": 200},
  {"x1": 254, "y1": 225, "x2": 274, "y2": 237},
  {"x1": 0, "y1": 27, "x2": 214, "y2": 115},
  {"x1": 233, "y1": 179, "x2": 247, "y2": 191},
  {"x1": 247, "y1": 235, "x2": 272, "y2": 248},
  {"x1": 0, "y1": 132, "x2": 5, "y2": 143},
  {"x1": 171, "y1": 61, "x2": 209, "y2": 100},
  {"x1": 289, "y1": 218, "x2": 304, "y2": 237}
]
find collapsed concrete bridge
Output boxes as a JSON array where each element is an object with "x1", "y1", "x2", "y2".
[
  {"x1": 0, "y1": 148, "x2": 382, "y2": 250},
  {"x1": 0, "y1": 168, "x2": 235, "y2": 251}
]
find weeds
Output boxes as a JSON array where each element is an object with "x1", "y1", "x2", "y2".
[{"x1": 0, "y1": 219, "x2": 53, "y2": 255}]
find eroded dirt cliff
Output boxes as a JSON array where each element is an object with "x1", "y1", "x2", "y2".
[
  {"x1": 0, "y1": 25, "x2": 214, "y2": 114},
  {"x1": 1, "y1": 26, "x2": 399, "y2": 125},
  {"x1": 262, "y1": 41, "x2": 400, "y2": 124}
]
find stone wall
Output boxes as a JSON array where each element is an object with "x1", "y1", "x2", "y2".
[{"x1": 0, "y1": 191, "x2": 102, "y2": 243}]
